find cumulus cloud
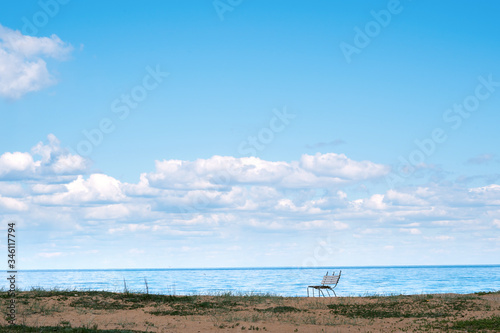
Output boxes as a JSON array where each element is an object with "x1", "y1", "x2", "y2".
[
  {"x1": 0, "y1": 134, "x2": 89, "y2": 181},
  {"x1": 146, "y1": 156, "x2": 292, "y2": 190},
  {"x1": 364, "y1": 194, "x2": 387, "y2": 210},
  {"x1": 3, "y1": 135, "x2": 500, "y2": 269},
  {"x1": 34, "y1": 174, "x2": 125, "y2": 205},
  {"x1": 144, "y1": 153, "x2": 389, "y2": 190},
  {"x1": 0, "y1": 24, "x2": 73, "y2": 99},
  {"x1": 0, "y1": 152, "x2": 35, "y2": 179}
]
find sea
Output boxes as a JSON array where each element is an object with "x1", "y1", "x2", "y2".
[{"x1": 13, "y1": 265, "x2": 500, "y2": 297}]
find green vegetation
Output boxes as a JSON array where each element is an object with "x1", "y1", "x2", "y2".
[
  {"x1": 0, "y1": 325, "x2": 140, "y2": 332},
  {"x1": 451, "y1": 316, "x2": 500, "y2": 331},
  {"x1": 475, "y1": 290, "x2": 500, "y2": 296},
  {"x1": 421, "y1": 316, "x2": 500, "y2": 332},
  {"x1": 255, "y1": 306, "x2": 301, "y2": 313},
  {"x1": 148, "y1": 296, "x2": 242, "y2": 316},
  {"x1": 327, "y1": 294, "x2": 487, "y2": 319}
]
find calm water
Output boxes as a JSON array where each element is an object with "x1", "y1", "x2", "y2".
[{"x1": 13, "y1": 265, "x2": 500, "y2": 297}]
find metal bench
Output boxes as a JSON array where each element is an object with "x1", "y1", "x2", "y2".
[{"x1": 307, "y1": 271, "x2": 341, "y2": 297}]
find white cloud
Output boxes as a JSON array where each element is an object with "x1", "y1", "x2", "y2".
[
  {"x1": 145, "y1": 153, "x2": 389, "y2": 190},
  {"x1": 386, "y1": 190, "x2": 428, "y2": 206},
  {"x1": 0, "y1": 183, "x2": 24, "y2": 196},
  {"x1": 50, "y1": 150, "x2": 87, "y2": 174},
  {"x1": 35, "y1": 174, "x2": 125, "y2": 205},
  {"x1": 0, "y1": 134, "x2": 89, "y2": 181},
  {"x1": 434, "y1": 235, "x2": 454, "y2": 241},
  {"x1": 0, "y1": 152, "x2": 35, "y2": 179},
  {"x1": 311, "y1": 191, "x2": 349, "y2": 209},
  {"x1": 470, "y1": 184, "x2": 500, "y2": 192},
  {"x1": 337, "y1": 190, "x2": 347, "y2": 200},
  {"x1": 469, "y1": 184, "x2": 500, "y2": 194},
  {"x1": 170, "y1": 213, "x2": 235, "y2": 227},
  {"x1": 122, "y1": 174, "x2": 161, "y2": 197},
  {"x1": 33, "y1": 134, "x2": 89, "y2": 175},
  {"x1": 3, "y1": 135, "x2": 500, "y2": 268},
  {"x1": 364, "y1": 194, "x2": 387, "y2": 210},
  {"x1": 31, "y1": 183, "x2": 67, "y2": 194},
  {"x1": 300, "y1": 152, "x2": 389, "y2": 180},
  {"x1": 248, "y1": 219, "x2": 284, "y2": 230},
  {"x1": 85, "y1": 204, "x2": 130, "y2": 220},
  {"x1": 146, "y1": 156, "x2": 292, "y2": 189},
  {"x1": 400, "y1": 228, "x2": 421, "y2": 235},
  {"x1": 274, "y1": 198, "x2": 322, "y2": 214},
  {"x1": 109, "y1": 223, "x2": 151, "y2": 234},
  {"x1": 0, "y1": 24, "x2": 73, "y2": 99},
  {"x1": 0, "y1": 195, "x2": 28, "y2": 211}
]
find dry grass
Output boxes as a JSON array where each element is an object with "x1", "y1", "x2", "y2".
[{"x1": 0, "y1": 289, "x2": 498, "y2": 332}]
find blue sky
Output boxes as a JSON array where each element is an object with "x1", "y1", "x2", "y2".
[{"x1": 0, "y1": 0, "x2": 499, "y2": 269}]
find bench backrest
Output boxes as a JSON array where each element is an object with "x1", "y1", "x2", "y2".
[{"x1": 321, "y1": 272, "x2": 341, "y2": 286}]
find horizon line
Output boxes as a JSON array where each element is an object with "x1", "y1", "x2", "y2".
[{"x1": 18, "y1": 263, "x2": 500, "y2": 272}]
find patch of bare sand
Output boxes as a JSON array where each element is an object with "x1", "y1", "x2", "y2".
[{"x1": 1, "y1": 291, "x2": 499, "y2": 332}]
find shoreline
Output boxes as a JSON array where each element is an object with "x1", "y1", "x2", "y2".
[{"x1": 2, "y1": 289, "x2": 499, "y2": 332}]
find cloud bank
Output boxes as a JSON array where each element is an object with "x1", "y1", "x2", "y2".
[{"x1": 1, "y1": 135, "x2": 499, "y2": 268}]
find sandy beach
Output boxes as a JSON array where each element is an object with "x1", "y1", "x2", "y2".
[{"x1": 1, "y1": 290, "x2": 499, "y2": 332}]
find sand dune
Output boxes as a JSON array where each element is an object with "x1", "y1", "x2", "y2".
[{"x1": 2, "y1": 290, "x2": 499, "y2": 332}]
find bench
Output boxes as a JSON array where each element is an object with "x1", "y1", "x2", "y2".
[{"x1": 307, "y1": 271, "x2": 341, "y2": 297}]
